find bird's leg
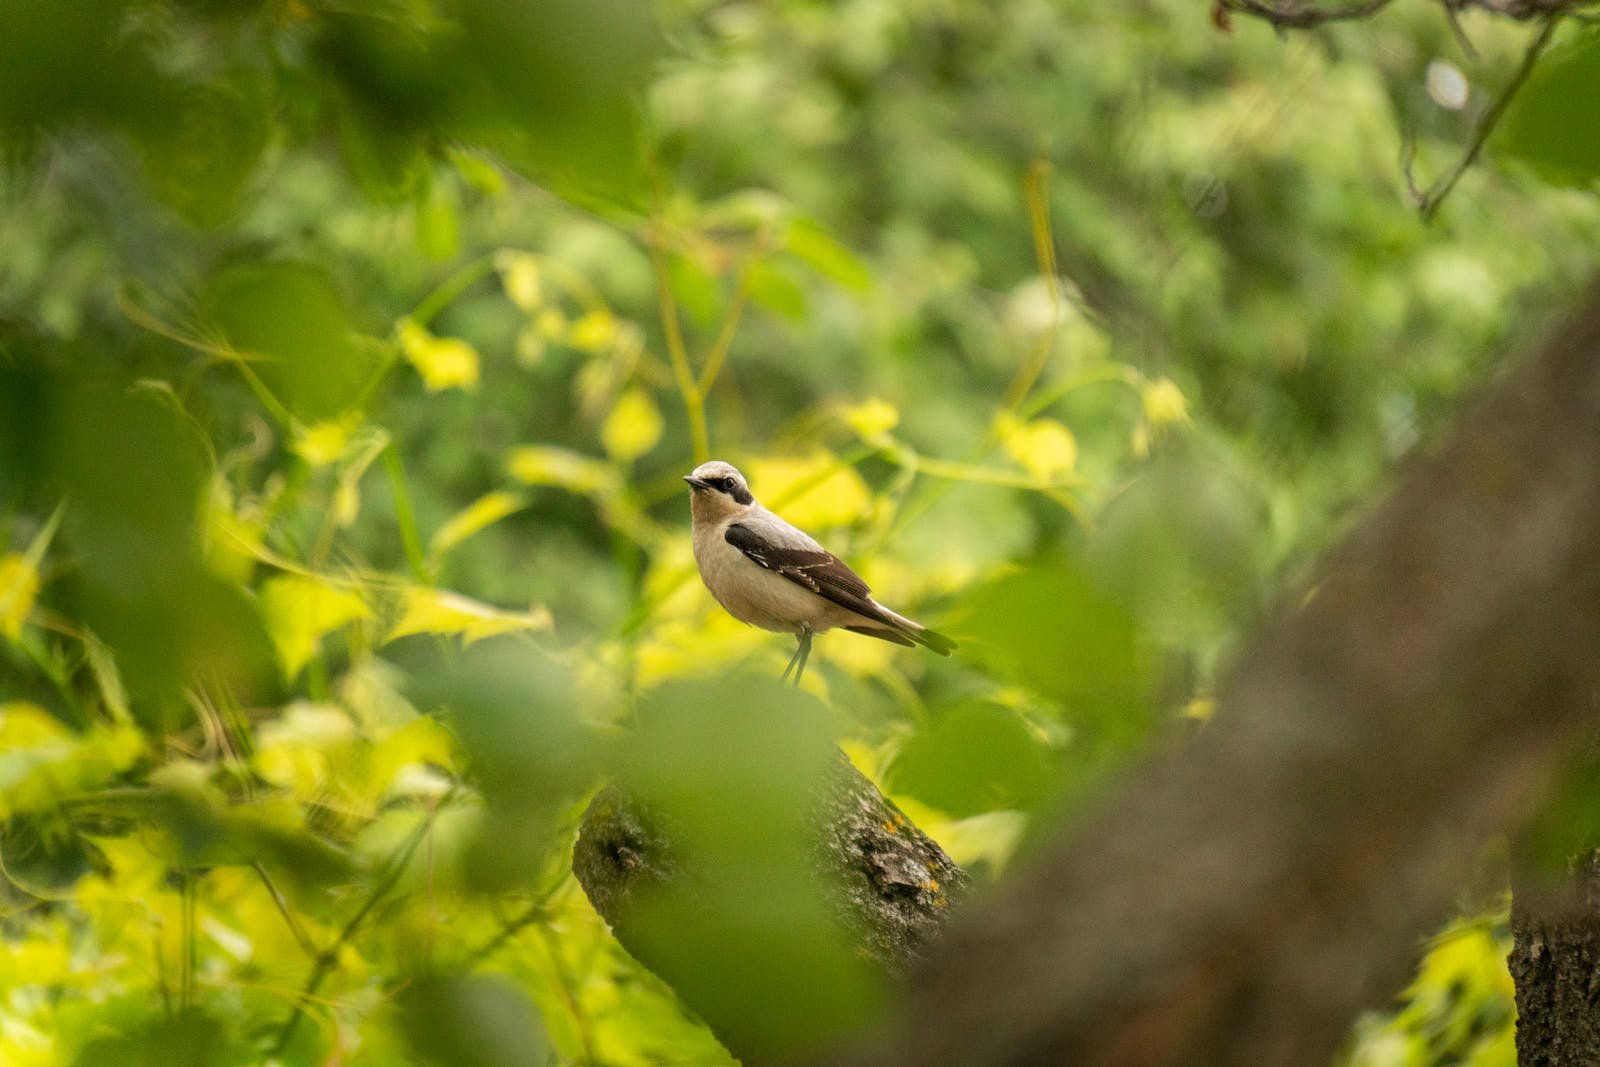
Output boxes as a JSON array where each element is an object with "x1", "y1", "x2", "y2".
[{"x1": 782, "y1": 624, "x2": 813, "y2": 687}]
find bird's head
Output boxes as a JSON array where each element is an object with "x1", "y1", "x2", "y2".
[{"x1": 684, "y1": 460, "x2": 755, "y2": 521}]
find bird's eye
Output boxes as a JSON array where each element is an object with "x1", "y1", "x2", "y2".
[{"x1": 714, "y1": 477, "x2": 733, "y2": 490}]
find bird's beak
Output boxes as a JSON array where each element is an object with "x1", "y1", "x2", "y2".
[{"x1": 683, "y1": 475, "x2": 710, "y2": 490}]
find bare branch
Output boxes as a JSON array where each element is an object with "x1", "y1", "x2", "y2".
[
  {"x1": 1220, "y1": 0, "x2": 1394, "y2": 29},
  {"x1": 1407, "y1": 14, "x2": 1560, "y2": 221}
]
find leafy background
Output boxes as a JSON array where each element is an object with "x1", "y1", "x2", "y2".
[{"x1": 2, "y1": 1, "x2": 1598, "y2": 1063}]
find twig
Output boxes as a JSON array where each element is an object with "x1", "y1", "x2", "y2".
[
  {"x1": 458, "y1": 900, "x2": 547, "y2": 972},
  {"x1": 1405, "y1": 13, "x2": 1561, "y2": 221},
  {"x1": 180, "y1": 869, "x2": 196, "y2": 1014},
  {"x1": 383, "y1": 444, "x2": 430, "y2": 583},
  {"x1": 1223, "y1": 0, "x2": 1395, "y2": 29},
  {"x1": 696, "y1": 261, "x2": 755, "y2": 396},
  {"x1": 1003, "y1": 160, "x2": 1064, "y2": 412},
  {"x1": 252, "y1": 860, "x2": 321, "y2": 961},
  {"x1": 1443, "y1": 0, "x2": 1481, "y2": 59},
  {"x1": 269, "y1": 790, "x2": 457, "y2": 1055}
]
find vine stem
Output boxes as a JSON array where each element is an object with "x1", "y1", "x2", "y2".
[
  {"x1": 268, "y1": 789, "x2": 457, "y2": 1056},
  {"x1": 1004, "y1": 160, "x2": 1063, "y2": 411},
  {"x1": 1406, "y1": 13, "x2": 1561, "y2": 222},
  {"x1": 649, "y1": 225, "x2": 711, "y2": 465}
]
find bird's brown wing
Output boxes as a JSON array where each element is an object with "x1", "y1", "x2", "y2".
[{"x1": 724, "y1": 522, "x2": 893, "y2": 627}]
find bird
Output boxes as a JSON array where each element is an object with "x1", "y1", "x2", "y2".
[{"x1": 683, "y1": 459, "x2": 955, "y2": 686}]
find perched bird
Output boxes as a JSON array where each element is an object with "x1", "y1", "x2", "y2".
[{"x1": 684, "y1": 460, "x2": 955, "y2": 686}]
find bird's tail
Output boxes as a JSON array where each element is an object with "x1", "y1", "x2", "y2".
[
  {"x1": 877, "y1": 605, "x2": 957, "y2": 656},
  {"x1": 910, "y1": 625, "x2": 957, "y2": 656}
]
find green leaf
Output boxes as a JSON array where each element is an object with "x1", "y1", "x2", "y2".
[
  {"x1": 54, "y1": 388, "x2": 274, "y2": 704},
  {"x1": 886, "y1": 703, "x2": 1056, "y2": 817},
  {"x1": 746, "y1": 258, "x2": 808, "y2": 321},
  {"x1": 416, "y1": 177, "x2": 461, "y2": 262},
  {"x1": 399, "y1": 974, "x2": 551, "y2": 1067},
  {"x1": 506, "y1": 445, "x2": 619, "y2": 494},
  {"x1": 205, "y1": 262, "x2": 374, "y2": 420},
  {"x1": 960, "y1": 558, "x2": 1150, "y2": 731},
  {"x1": 405, "y1": 640, "x2": 595, "y2": 890},
  {"x1": 71, "y1": 1009, "x2": 249, "y2": 1067},
  {"x1": 1498, "y1": 28, "x2": 1600, "y2": 185},
  {"x1": 785, "y1": 218, "x2": 872, "y2": 291}
]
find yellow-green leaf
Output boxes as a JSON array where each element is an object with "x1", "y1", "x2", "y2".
[
  {"x1": 258, "y1": 575, "x2": 371, "y2": 680},
  {"x1": 0, "y1": 702, "x2": 70, "y2": 748},
  {"x1": 535, "y1": 308, "x2": 567, "y2": 341},
  {"x1": 496, "y1": 250, "x2": 543, "y2": 312},
  {"x1": 205, "y1": 496, "x2": 266, "y2": 584},
  {"x1": 332, "y1": 426, "x2": 390, "y2": 530},
  {"x1": 1142, "y1": 376, "x2": 1190, "y2": 428},
  {"x1": 398, "y1": 319, "x2": 480, "y2": 393},
  {"x1": 0, "y1": 703, "x2": 146, "y2": 819},
  {"x1": 0, "y1": 505, "x2": 61, "y2": 643},
  {"x1": 291, "y1": 417, "x2": 358, "y2": 467},
  {"x1": 996, "y1": 414, "x2": 1078, "y2": 479},
  {"x1": 600, "y1": 389, "x2": 664, "y2": 462},
  {"x1": 506, "y1": 445, "x2": 617, "y2": 494},
  {"x1": 0, "y1": 553, "x2": 39, "y2": 641},
  {"x1": 569, "y1": 309, "x2": 619, "y2": 354},
  {"x1": 416, "y1": 180, "x2": 459, "y2": 262},
  {"x1": 388, "y1": 587, "x2": 552, "y2": 644},
  {"x1": 842, "y1": 398, "x2": 900, "y2": 443},
  {"x1": 430, "y1": 491, "x2": 528, "y2": 562}
]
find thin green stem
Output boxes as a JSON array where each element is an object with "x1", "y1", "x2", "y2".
[
  {"x1": 383, "y1": 445, "x2": 430, "y2": 583},
  {"x1": 1406, "y1": 13, "x2": 1561, "y2": 222},
  {"x1": 1003, "y1": 160, "x2": 1062, "y2": 411},
  {"x1": 696, "y1": 262, "x2": 754, "y2": 395},
  {"x1": 1015, "y1": 364, "x2": 1143, "y2": 421},
  {"x1": 269, "y1": 790, "x2": 456, "y2": 1056},
  {"x1": 649, "y1": 231, "x2": 710, "y2": 464},
  {"x1": 252, "y1": 861, "x2": 321, "y2": 961},
  {"x1": 411, "y1": 253, "x2": 498, "y2": 327},
  {"x1": 180, "y1": 869, "x2": 196, "y2": 1014},
  {"x1": 459, "y1": 901, "x2": 547, "y2": 972}
]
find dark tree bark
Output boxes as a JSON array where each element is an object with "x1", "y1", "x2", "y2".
[
  {"x1": 811, "y1": 283, "x2": 1600, "y2": 1066},
  {"x1": 573, "y1": 750, "x2": 968, "y2": 1056},
  {"x1": 1511, "y1": 850, "x2": 1600, "y2": 1064}
]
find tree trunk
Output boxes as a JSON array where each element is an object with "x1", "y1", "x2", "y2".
[
  {"x1": 814, "y1": 282, "x2": 1600, "y2": 1066},
  {"x1": 1511, "y1": 850, "x2": 1600, "y2": 1064}
]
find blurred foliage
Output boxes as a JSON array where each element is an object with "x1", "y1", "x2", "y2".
[
  {"x1": 1343, "y1": 912, "x2": 1517, "y2": 1067},
  {"x1": 1, "y1": 0, "x2": 1597, "y2": 1063}
]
